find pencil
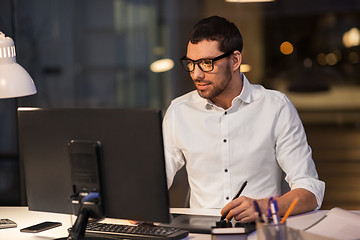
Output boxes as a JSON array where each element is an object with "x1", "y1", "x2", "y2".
[{"x1": 280, "y1": 197, "x2": 298, "y2": 224}]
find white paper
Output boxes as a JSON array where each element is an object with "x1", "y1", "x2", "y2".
[{"x1": 305, "y1": 207, "x2": 360, "y2": 240}]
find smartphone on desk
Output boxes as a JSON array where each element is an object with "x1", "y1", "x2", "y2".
[{"x1": 20, "y1": 221, "x2": 62, "y2": 233}]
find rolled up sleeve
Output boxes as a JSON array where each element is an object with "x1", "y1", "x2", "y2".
[{"x1": 275, "y1": 95, "x2": 325, "y2": 209}]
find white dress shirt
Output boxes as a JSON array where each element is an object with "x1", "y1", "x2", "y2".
[{"x1": 163, "y1": 74, "x2": 325, "y2": 209}]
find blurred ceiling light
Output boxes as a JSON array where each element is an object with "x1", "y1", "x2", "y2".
[
  {"x1": 226, "y1": 0, "x2": 274, "y2": 2},
  {"x1": 240, "y1": 64, "x2": 251, "y2": 73},
  {"x1": 317, "y1": 53, "x2": 327, "y2": 66},
  {"x1": 325, "y1": 52, "x2": 338, "y2": 66},
  {"x1": 342, "y1": 27, "x2": 360, "y2": 48},
  {"x1": 0, "y1": 32, "x2": 37, "y2": 99},
  {"x1": 304, "y1": 58, "x2": 312, "y2": 68},
  {"x1": 280, "y1": 41, "x2": 294, "y2": 55},
  {"x1": 150, "y1": 58, "x2": 174, "y2": 73},
  {"x1": 348, "y1": 52, "x2": 359, "y2": 64}
]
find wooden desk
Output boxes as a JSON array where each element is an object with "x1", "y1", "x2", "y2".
[{"x1": 0, "y1": 207, "x2": 328, "y2": 240}]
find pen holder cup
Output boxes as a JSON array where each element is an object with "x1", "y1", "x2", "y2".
[{"x1": 256, "y1": 221, "x2": 287, "y2": 240}]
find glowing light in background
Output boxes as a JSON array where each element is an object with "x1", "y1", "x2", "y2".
[
  {"x1": 150, "y1": 59, "x2": 174, "y2": 73},
  {"x1": 240, "y1": 64, "x2": 251, "y2": 72},
  {"x1": 348, "y1": 52, "x2": 359, "y2": 64},
  {"x1": 325, "y1": 52, "x2": 338, "y2": 66},
  {"x1": 317, "y1": 50, "x2": 342, "y2": 66},
  {"x1": 280, "y1": 41, "x2": 294, "y2": 55},
  {"x1": 317, "y1": 53, "x2": 326, "y2": 66},
  {"x1": 342, "y1": 27, "x2": 360, "y2": 48},
  {"x1": 304, "y1": 58, "x2": 312, "y2": 68}
]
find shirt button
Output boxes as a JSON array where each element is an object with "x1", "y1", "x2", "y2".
[
  {"x1": 226, "y1": 197, "x2": 229, "y2": 200},
  {"x1": 224, "y1": 111, "x2": 227, "y2": 115},
  {"x1": 224, "y1": 169, "x2": 228, "y2": 172},
  {"x1": 223, "y1": 139, "x2": 227, "y2": 143}
]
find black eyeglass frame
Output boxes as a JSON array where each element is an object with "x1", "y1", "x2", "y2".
[{"x1": 180, "y1": 51, "x2": 234, "y2": 72}]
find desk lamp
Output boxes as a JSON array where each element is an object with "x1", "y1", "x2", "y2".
[
  {"x1": 0, "y1": 32, "x2": 36, "y2": 99},
  {"x1": 0, "y1": 31, "x2": 36, "y2": 208}
]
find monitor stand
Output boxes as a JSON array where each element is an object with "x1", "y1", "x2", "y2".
[
  {"x1": 56, "y1": 140, "x2": 105, "y2": 240},
  {"x1": 56, "y1": 206, "x2": 106, "y2": 240}
]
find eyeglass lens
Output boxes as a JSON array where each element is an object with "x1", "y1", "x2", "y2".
[
  {"x1": 180, "y1": 51, "x2": 233, "y2": 72},
  {"x1": 181, "y1": 59, "x2": 213, "y2": 72}
]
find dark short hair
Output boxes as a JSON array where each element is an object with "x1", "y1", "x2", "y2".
[{"x1": 189, "y1": 16, "x2": 243, "y2": 53}]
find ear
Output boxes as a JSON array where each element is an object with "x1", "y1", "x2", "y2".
[{"x1": 231, "y1": 50, "x2": 242, "y2": 71}]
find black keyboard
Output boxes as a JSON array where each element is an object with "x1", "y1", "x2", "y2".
[{"x1": 85, "y1": 222, "x2": 189, "y2": 240}]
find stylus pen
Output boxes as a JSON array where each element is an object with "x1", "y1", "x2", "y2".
[{"x1": 220, "y1": 180, "x2": 248, "y2": 221}]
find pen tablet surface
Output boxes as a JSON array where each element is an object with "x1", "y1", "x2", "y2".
[
  {"x1": 164, "y1": 214, "x2": 220, "y2": 234},
  {"x1": 161, "y1": 214, "x2": 256, "y2": 234},
  {"x1": 162, "y1": 214, "x2": 219, "y2": 233}
]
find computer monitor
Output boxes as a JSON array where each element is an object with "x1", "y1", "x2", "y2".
[{"x1": 17, "y1": 108, "x2": 171, "y2": 226}]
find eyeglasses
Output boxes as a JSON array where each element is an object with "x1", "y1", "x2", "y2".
[{"x1": 180, "y1": 51, "x2": 233, "y2": 72}]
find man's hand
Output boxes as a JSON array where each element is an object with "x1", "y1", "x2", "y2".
[
  {"x1": 221, "y1": 196, "x2": 262, "y2": 223},
  {"x1": 220, "y1": 188, "x2": 318, "y2": 223}
]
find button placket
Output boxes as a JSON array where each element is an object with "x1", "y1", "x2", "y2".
[{"x1": 221, "y1": 111, "x2": 231, "y2": 204}]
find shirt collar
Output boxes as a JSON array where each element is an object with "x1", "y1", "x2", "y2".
[
  {"x1": 236, "y1": 73, "x2": 253, "y2": 104},
  {"x1": 199, "y1": 73, "x2": 254, "y2": 110}
]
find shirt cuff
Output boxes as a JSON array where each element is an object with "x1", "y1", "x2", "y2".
[{"x1": 291, "y1": 178, "x2": 325, "y2": 210}]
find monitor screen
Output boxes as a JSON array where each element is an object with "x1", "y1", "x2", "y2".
[{"x1": 18, "y1": 107, "x2": 170, "y2": 224}]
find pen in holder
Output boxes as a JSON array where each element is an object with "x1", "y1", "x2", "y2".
[{"x1": 256, "y1": 221, "x2": 287, "y2": 240}]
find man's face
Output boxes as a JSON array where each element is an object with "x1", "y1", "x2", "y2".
[{"x1": 186, "y1": 40, "x2": 232, "y2": 100}]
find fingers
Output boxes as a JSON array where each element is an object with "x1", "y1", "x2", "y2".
[
  {"x1": 221, "y1": 198, "x2": 239, "y2": 216},
  {"x1": 221, "y1": 196, "x2": 256, "y2": 223},
  {"x1": 232, "y1": 207, "x2": 257, "y2": 222}
]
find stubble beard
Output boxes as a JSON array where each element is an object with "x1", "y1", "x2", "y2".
[{"x1": 196, "y1": 64, "x2": 232, "y2": 100}]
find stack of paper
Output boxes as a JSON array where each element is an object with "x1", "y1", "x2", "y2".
[{"x1": 305, "y1": 207, "x2": 360, "y2": 240}]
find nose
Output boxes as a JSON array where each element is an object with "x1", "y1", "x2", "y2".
[{"x1": 191, "y1": 64, "x2": 205, "y2": 80}]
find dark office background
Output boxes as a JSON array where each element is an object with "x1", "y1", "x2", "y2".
[{"x1": 1, "y1": 0, "x2": 360, "y2": 209}]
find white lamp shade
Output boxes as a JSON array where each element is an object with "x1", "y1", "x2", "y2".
[
  {"x1": 0, "y1": 62, "x2": 37, "y2": 99},
  {"x1": 0, "y1": 32, "x2": 37, "y2": 99}
]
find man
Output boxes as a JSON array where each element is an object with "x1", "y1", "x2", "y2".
[{"x1": 163, "y1": 16, "x2": 325, "y2": 223}]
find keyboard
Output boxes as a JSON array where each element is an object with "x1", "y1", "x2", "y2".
[{"x1": 85, "y1": 221, "x2": 189, "y2": 240}]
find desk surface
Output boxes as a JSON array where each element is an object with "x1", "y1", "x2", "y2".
[{"x1": 0, "y1": 207, "x2": 327, "y2": 240}]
